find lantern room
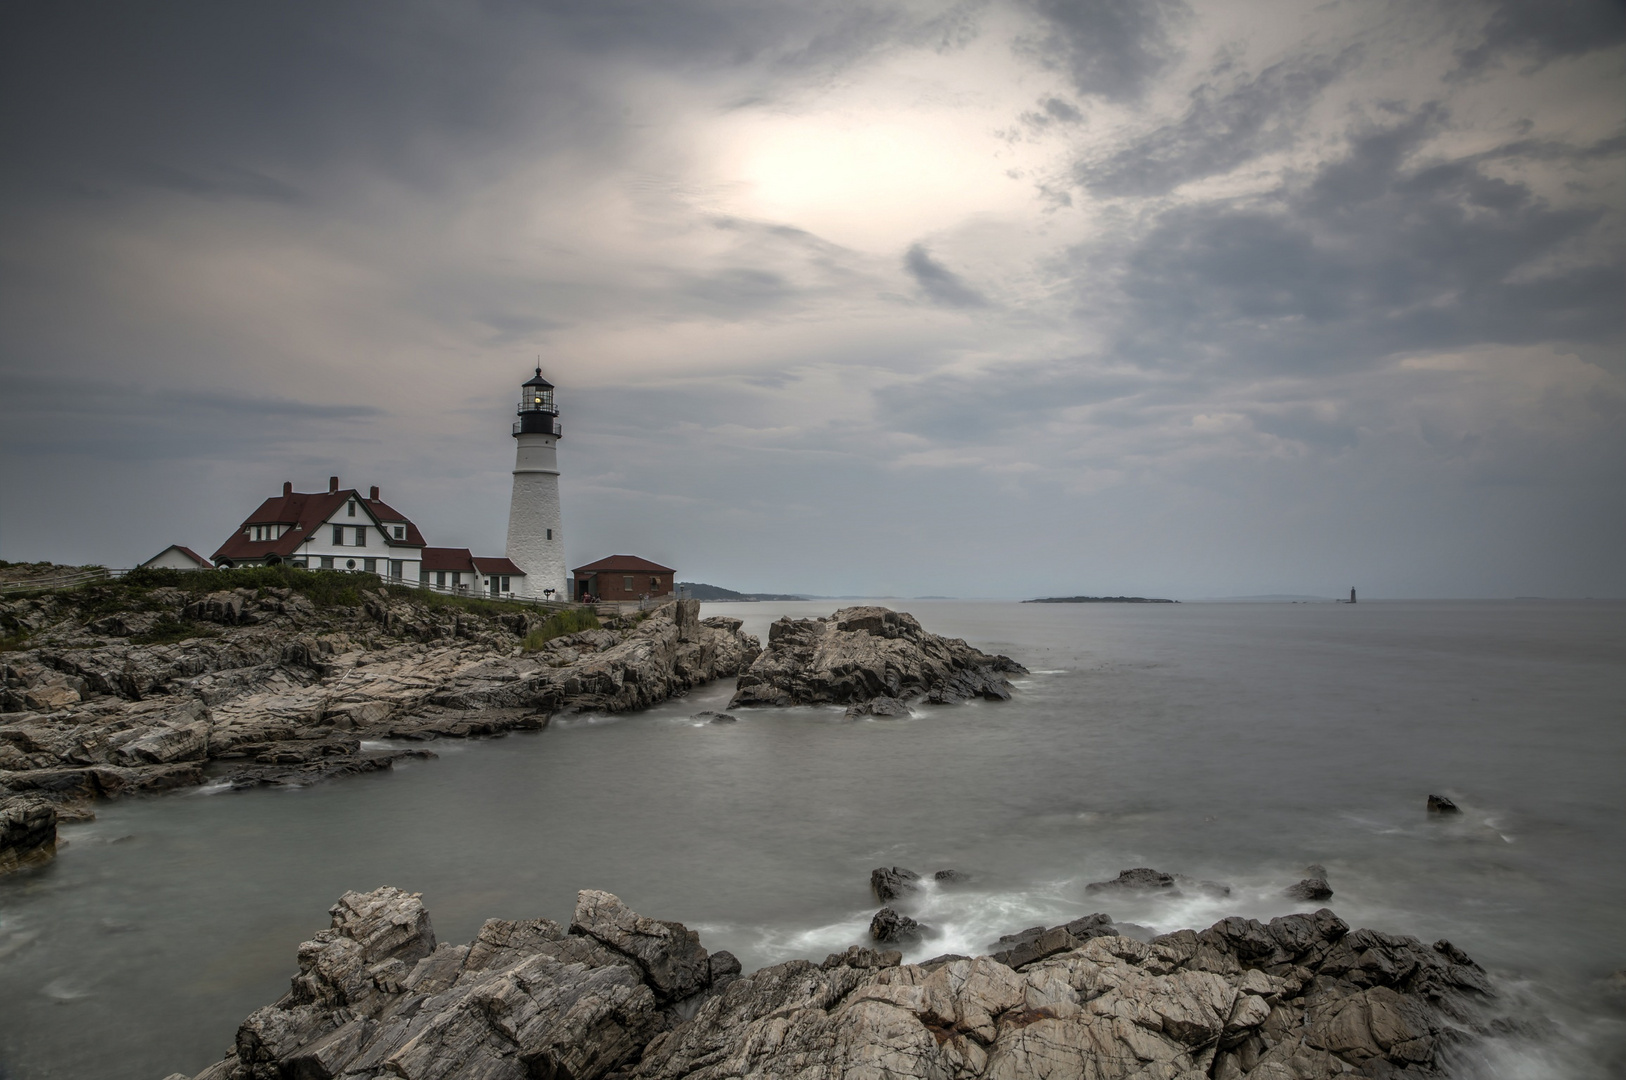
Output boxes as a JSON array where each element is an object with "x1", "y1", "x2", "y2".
[{"x1": 514, "y1": 367, "x2": 562, "y2": 437}]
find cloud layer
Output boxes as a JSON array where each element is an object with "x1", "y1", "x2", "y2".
[{"x1": 2, "y1": 0, "x2": 1621, "y2": 597}]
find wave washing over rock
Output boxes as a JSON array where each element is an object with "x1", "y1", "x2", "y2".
[
  {"x1": 1, "y1": 577, "x2": 760, "y2": 872},
  {"x1": 163, "y1": 885, "x2": 1497, "y2": 1080},
  {"x1": 729, "y1": 606, "x2": 1027, "y2": 716}
]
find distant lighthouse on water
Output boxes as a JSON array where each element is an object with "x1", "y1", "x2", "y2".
[{"x1": 505, "y1": 366, "x2": 567, "y2": 599}]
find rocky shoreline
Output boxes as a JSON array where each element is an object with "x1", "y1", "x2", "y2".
[
  {"x1": 2, "y1": 575, "x2": 1031, "y2": 875},
  {"x1": 0, "y1": 570, "x2": 763, "y2": 872},
  {"x1": 162, "y1": 880, "x2": 1497, "y2": 1080}
]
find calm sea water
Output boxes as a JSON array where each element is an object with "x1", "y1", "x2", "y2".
[{"x1": 1, "y1": 600, "x2": 1622, "y2": 1079}]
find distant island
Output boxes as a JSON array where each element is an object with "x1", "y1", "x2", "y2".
[
  {"x1": 680, "y1": 581, "x2": 810, "y2": 602},
  {"x1": 1024, "y1": 595, "x2": 1178, "y2": 604}
]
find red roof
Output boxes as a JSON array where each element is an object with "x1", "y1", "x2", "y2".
[
  {"x1": 572, "y1": 554, "x2": 675, "y2": 575},
  {"x1": 212, "y1": 487, "x2": 427, "y2": 564},
  {"x1": 472, "y1": 556, "x2": 524, "y2": 575},
  {"x1": 420, "y1": 547, "x2": 475, "y2": 572}
]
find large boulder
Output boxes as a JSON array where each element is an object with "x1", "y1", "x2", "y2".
[{"x1": 729, "y1": 606, "x2": 1025, "y2": 710}]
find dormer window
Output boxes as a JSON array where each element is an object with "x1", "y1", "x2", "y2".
[{"x1": 393, "y1": 525, "x2": 405, "y2": 540}]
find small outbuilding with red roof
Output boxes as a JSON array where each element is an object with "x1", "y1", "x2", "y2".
[{"x1": 571, "y1": 555, "x2": 674, "y2": 603}]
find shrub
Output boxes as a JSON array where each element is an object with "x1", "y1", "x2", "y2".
[
  {"x1": 129, "y1": 616, "x2": 219, "y2": 646},
  {"x1": 523, "y1": 609, "x2": 602, "y2": 651}
]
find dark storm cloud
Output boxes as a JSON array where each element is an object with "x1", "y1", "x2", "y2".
[
  {"x1": 1454, "y1": 0, "x2": 1626, "y2": 76},
  {"x1": 0, "y1": 0, "x2": 957, "y2": 205},
  {"x1": 904, "y1": 244, "x2": 990, "y2": 308},
  {"x1": 0, "y1": 375, "x2": 382, "y2": 461},
  {"x1": 1018, "y1": 0, "x2": 1188, "y2": 100},
  {"x1": 1077, "y1": 49, "x2": 1356, "y2": 196},
  {"x1": 1102, "y1": 107, "x2": 1623, "y2": 373}
]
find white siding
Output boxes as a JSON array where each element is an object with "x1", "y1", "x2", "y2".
[{"x1": 505, "y1": 432, "x2": 567, "y2": 598}]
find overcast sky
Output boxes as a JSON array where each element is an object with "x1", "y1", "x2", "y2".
[{"x1": 2, "y1": 0, "x2": 1621, "y2": 598}]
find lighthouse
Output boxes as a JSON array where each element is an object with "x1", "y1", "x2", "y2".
[{"x1": 505, "y1": 367, "x2": 567, "y2": 599}]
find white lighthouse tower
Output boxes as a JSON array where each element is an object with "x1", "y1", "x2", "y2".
[{"x1": 505, "y1": 367, "x2": 567, "y2": 599}]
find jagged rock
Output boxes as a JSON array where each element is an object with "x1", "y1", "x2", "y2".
[
  {"x1": 181, "y1": 888, "x2": 708, "y2": 1080},
  {"x1": 729, "y1": 606, "x2": 1025, "y2": 710},
  {"x1": 174, "y1": 890, "x2": 1497, "y2": 1080},
  {"x1": 934, "y1": 868, "x2": 968, "y2": 885},
  {"x1": 571, "y1": 889, "x2": 712, "y2": 1003},
  {"x1": 870, "y1": 906, "x2": 928, "y2": 943},
  {"x1": 0, "y1": 795, "x2": 56, "y2": 875},
  {"x1": 871, "y1": 865, "x2": 922, "y2": 902},
  {"x1": 1427, "y1": 794, "x2": 1461, "y2": 813}
]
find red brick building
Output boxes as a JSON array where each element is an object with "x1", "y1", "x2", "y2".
[{"x1": 572, "y1": 555, "x2": 675, "y2": 603}]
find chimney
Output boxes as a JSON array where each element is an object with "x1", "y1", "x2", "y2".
[
  {"x1": 369, "y1": 485, "x2": 380, "y2": 501},
  {"x1": 329, "y1": 476, "x2": 339, "y2": 493},
  {"x1": 283, "y1": 481, "x2": 293, "y2": 497}
]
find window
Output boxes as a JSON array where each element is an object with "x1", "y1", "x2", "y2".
[
  {"x1": 332, "y1": 525, "x2": 344, "y2": 545},
  {"x1": 435, "y1": 571, "x2": 446, "y2": 587},
  {"x1": 390, "y1": 560, "x2": 403, "y2": 581},
  {"x1": 623, "y1": 575, "x2": 633, "y2": 591},
  {"x1": 320, "y1": 556, "x2": 334, "y2": 569},
  {"x1": 355, "y1": 527, "x2": 366, "y2": 547},
  {"x1": 393, "y1": 525, "x2": 405, "y2": 540},
  {"x1": 347, "y1": 501, "x2": 356, "y2": 517},
  {"x1": 452, "y1": 571, "x2": 462, "y2": 587},
  {"x1": 346, "y1": 559, "x2": 357, "y2": 570},
  {"x1": 546, "y1": 529, "x2": 552, "y2": 540},
  {"x1": 500, "y1": 576, "x2": 510, "y2": 591},
  {"x1": 363, "y1": 558, "x2": 377, "y2": 573},
  {"x1": 419, "y1": 567, "x2": 429, "y2": 584}
]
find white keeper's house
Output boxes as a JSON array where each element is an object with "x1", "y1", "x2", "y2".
[{"x1": 208, "y1": 366, "x2": 568, "y2": 600}]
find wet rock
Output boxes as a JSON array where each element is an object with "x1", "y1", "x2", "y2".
[
  {"x1": 1286, "y1": 877, "x2": 1334, "y2": 902},
  {"x1": 1085, "y1": 866, "x2": 1232, "y2": 898},
  {"x1": 729, "y1": 605, "x2": 1025, "y2": 711},
  {"x1": 691, "y1": 710, "x2": 737, "y2": 723},
  {"x1": 0, "y1": 795, "x2": 56, "y2": 875},
  {"x1": 1085, "y1": 866, "x2": 1179, "y2": 893},
  {"x1": 870, "y1": 906, "x2": 928, "y2": 943},
  {"x1": 871, "y1": 865, "x2": 922, "y2": 902},
  {"x1": 173, "y1": 889, "x2": 1499, "y2": 1080},
  {"x1": 934, "y1": 867, "x2": 968, "y2": 885},
  {"x1": 1427, "y1": 794, "x2": 1461, "y2": 813},
  {"x1": 846, "y1": 695, "x2": 913, "y2": 718}
]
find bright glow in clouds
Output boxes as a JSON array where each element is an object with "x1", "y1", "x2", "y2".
[{"x1": 722, "y1": 110, "x2": 1028, "y2": 250}]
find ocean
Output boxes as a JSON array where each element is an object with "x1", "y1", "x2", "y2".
[{"x1": 1, "y1": 599, "x2": 1622, "y2": 1078}]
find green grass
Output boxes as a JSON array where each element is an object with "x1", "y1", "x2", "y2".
[
  {"x1": 523, "y1": 609, "x2": 603, "y2": 651},
  {"x1": 0, "y1": 629, "x2": 34, "y2": 653},
  {"x1": 129, "y1": 616, "x2": 219, "y2": 646},
  {"x1": 7, "y1": 564, "x2": 585, "y2": 635}
]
